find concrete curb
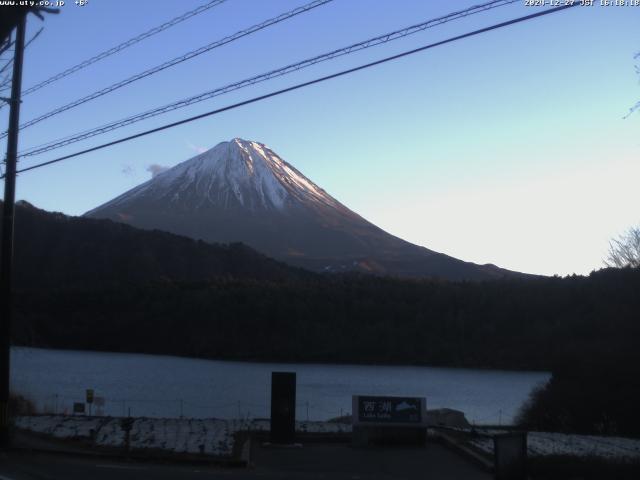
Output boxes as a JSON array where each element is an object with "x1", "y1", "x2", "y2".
[
  {"x1": 431, "y1": 428, "x2": 494, "y2": 472},
  {"x1": 10, "y1": 444, "x2": 249, "y2": 467}
]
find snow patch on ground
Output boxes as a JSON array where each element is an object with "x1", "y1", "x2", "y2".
[
  {"x1": 468, "y1": 430, "x2": 640, "y2": 461},
  {"x1": 14, "y1": 415, "x2": 351, "y2": 457},
  {"x1": 19, "y1": 415, "x2": 640, "y2": 461}
]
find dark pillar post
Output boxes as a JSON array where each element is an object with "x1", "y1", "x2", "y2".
[
  {"x1": 0, "y1": 14, "x2": 27, "y2": 449},
  {"x1": 270, "y1": 372, "x2": 296, "y2": 444}
]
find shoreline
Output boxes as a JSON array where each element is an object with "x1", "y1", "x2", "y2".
[{"x1": 9, "y1": 345, "x2": 552, "y2": 375}]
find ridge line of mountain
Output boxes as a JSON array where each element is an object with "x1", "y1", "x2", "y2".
[{"x1": 85, "y1": 138, "x2": 529, "y2": 281}]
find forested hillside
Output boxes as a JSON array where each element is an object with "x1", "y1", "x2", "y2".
[{"x1": 13, "y1": 268, "x2": 640, "y2": 372}]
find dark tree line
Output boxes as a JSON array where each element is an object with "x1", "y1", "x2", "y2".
[{"x1": 13, "y1": 268, "x2": 639, "y2": 371}]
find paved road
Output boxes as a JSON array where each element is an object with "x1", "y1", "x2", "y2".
[
  {"x1": 0, "y1": 442, "x2": 492, "y2": 480},
  {"x1": 251, "y1": 441, "x2": 492, "y2": 479},
  {"x1": 0, "y1": 451, "x2": 237, "y2": 480}
]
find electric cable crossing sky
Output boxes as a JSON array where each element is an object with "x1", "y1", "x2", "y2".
[
  {"x1": 9, "y1": 4, "x2": 578, "y2": 177},
  {"x1": 16, "y1": 0, "x2": 519, "y2": 159}
]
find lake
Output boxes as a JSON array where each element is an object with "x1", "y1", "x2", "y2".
[{"x1": 10, "y1": 347, "x2": 549, "y2": 425}]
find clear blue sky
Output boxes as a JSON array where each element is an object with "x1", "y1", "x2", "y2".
[{"x1": 1, "y1": 0, "x2": 638, "y2": 276}]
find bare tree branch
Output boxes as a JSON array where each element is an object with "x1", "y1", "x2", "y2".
[
  {"x1": 0, "y1": 27, "x2": 44, "y2": 95},
  {"x1": 0, "y1": 39, "x2": 13, "y2": 57},
  {"x1": 625, "y1": 51, "x2": 640, "y2": 118},
  {"x1": 605, "y1": 226, "x2": 640, "y2": 268}
]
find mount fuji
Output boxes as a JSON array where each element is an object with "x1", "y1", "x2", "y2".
[{"x1": 85, "y1": 138, "x2": 518, "y2": 280}]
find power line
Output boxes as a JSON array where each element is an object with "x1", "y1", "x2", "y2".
[
  {"x1": 24, "y1": 26, "x2": 44, "y2": 51},
  {"x1": 9, "y1": 4, "x2": 578, "y2": 178},
  {"x1": 19, "y1": 0, "x2": 229, "y2": 98},
  {"x1": 18, "y1": 0, "x2": 519, "y2": 158},
  {"x1": 2, "y1": 0, "x2": 334, "y2": 137}
]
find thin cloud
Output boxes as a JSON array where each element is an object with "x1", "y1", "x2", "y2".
[{"x1": 146, "y1": 164, "x2": 170, "y2": 178}]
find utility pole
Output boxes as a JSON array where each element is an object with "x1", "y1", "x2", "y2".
[{"x1": 0, "y1": 15, "x2": 27, "y2": 449}]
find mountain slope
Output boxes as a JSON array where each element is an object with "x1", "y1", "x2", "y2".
[
  {"x1": 86, "y1": 138, "x2": 521, "y2": 280},
  {"x1": 3, "y1": 200, "x2": 307, "y2": 290}
]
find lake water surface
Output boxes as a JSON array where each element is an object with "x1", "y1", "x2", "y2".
[{"x1": 10, "y1": 347, "x2": 549, "y2": 425}]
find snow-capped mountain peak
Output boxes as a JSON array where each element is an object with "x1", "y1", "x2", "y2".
[{"x1": 98, "y1": 138, "x2": 339, "y2": 213}]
